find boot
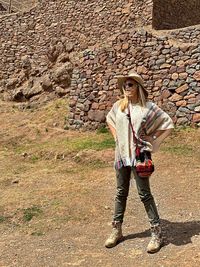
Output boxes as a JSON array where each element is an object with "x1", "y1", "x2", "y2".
[
  {"x1": 105, "y1": 221, "x2": 123, "y2": 248},
  {"x1": 147, "y1": 224, "x2": 163, "y2": 253}
]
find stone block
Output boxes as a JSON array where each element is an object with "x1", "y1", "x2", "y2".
[
  {"x1": 88, "y1": 110, "x2": 106, "y2": 122},
  {"x1": 175, "y1": 84, "x2": 188, "y2": 93},
  {"x1": 176, "y1": 100, "x2": 187, "y2": 107},
  {"x1": 169, "y1": 93, "x2": 183, "y2": 102},
  {"x1": 193, "y1": 71, "x2": 200, "y2": 81},
  {"x1": 192, "y1": 113, "x2": 200, "y2": 122}
]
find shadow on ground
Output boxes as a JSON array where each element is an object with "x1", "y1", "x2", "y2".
[{"x1": 122, "y1": 219, "x2": 200, "y2": 247}]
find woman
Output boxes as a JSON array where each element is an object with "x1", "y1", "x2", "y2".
[{"x1": 105, "y1": 70, "x2": 174, "y2": 253}]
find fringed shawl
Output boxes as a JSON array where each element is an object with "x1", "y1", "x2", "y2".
[{"x1": 106, "y1": 101, "x2": 174, "y2": 169}]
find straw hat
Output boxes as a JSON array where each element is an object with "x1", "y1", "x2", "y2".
[{"x1": 115, "y1": 70, "x2": 148, "y2": 97}]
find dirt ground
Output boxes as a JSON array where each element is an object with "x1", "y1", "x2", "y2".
[{"x1": 0, "y1": 99, "x2": 200, "y2": 267}]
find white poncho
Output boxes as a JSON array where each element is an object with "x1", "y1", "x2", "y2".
[{"x1": 106, "y1": 101, "x2": 174, "y2": 169}]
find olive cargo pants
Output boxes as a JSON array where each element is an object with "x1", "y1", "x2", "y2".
[{"x1": 113, "y1": 166, "x2": 160, "y2": 226}]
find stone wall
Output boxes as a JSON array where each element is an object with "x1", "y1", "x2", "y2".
[
  {"x1": 0, "y1": 0, "x2": 200, "y2": 127},
  {"x1": 153, "y1": 0, "x2": 200, "y2": 30},
  {"x1": 0, "y1": 0, "x2": 152, "y2": 80},
  {"x1": 69, "y1": 29, "x2": 200, "y2": 129},
  {"x1": 169, "y1": 26, "x2": 200, "y2": 44}
]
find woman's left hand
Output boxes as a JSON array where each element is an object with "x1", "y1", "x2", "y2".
[{"x1": 140, "y1": 134, "x2": 154, "y2": 143}]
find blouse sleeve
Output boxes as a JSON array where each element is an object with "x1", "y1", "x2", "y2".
[
  {"x1": 106, "y1": 101, "x2": 119, "y2": 129},
  {"x1": 144, "y1": 102, "x2": 174, "y2": 152},
  {"x1": 145, "y1": 102, "x2": 174, "y2": 135}
]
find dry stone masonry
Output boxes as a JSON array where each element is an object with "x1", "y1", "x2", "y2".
[
  {"x1": 153, "y1": 0, "x2": 200, "y2": 30},
  {"x1": 0, "y1": 0, "x2": 200, "y2": 127}
]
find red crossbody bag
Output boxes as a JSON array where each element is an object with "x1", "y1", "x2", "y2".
[{"x1": 127, "y1": 106, "x2": 154, "y2": 178}]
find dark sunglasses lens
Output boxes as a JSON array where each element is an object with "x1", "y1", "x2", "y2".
[{"x1": 127, "y1": 83, "x2": 133, "y2": 87}]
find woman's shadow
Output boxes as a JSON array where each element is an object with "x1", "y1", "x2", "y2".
[{"x1": 122, "y1": 219, "x2": 200, "y2": 247}]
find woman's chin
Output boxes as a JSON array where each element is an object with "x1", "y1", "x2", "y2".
[
  {"x1": 127, "y1": 94, "x2": 135, "y2": 98},
  {"x1": 125, "y1": 93, "x2": 132, "y2": 97}
]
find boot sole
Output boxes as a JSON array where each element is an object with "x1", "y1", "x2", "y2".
[
  {"x1": 147, "y1": 241, "x2": 163, "y2": 254},
  {"x1": 147, "y1": 247, "x2": 161, "y2": 254},
  {"x1": 105, "y1": 236, "x2": 123, "y2": 248}
]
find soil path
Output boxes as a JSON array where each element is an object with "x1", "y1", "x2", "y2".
[{"x1": 0, "y1": 100, "x2": 199, "y2": 267}]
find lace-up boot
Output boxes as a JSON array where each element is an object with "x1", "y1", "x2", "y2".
[
  {"x1": 105, "y1": 221, "x2": 123, "y2": 248},
  {"x1": 147, "y1": 224, "x2": 163, "y2": 253}
]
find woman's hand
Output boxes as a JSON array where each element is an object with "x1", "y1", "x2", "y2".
[{"x1": 140, "y1": 133, "x2": 155, "y2": 143}]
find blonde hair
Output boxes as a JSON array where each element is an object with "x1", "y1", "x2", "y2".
[{"x1": 118, "y1": 83, "x2": 147, "y2": 112}]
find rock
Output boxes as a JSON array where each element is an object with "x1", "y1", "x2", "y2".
[
  {"x1": 69, "y1": 99, "x2": 76, "y2": 107},
  {"x1": 156, "y1": 58, "x2": 165, "y2": 65},
  {"x1": 94, "y1": 6, "x2": 106, "y2": 13},
  {"x1": 137, "y1": 66, "x2": 148, "y2": 74},
  {"x1": 21, "y1": 55, "x2": 31, "y2": 70},
  {"x1": 11, "y1": 89, "x2": 24, "y2": 101},
  {"x1": 46, "y1": 45, "x2": 59, "y2": 63},
  {"x1": 176, "y1": 100, "x2": 187, "y2": 107},
  {"x1": 52, "y1": 63, "x2": 72, "y2": 87},
  {"x1": 154, "y1": 79, "x2": 162, "y2": 87},
  {"x1": 22, "y1": 81, "x2": 43, "y2": 99},
  {"x1": 57, "y1": 53, "x2": 70, "y2": 63},
  {"x1": 161, "y1": 101, "x2": 177, "y2": 117},
  {"x1": 162, "y1": 49, "x2": 170, "y2": 55},
  {"x1": 192, "y1": 113, "x2": 200, "y2": 122},
  {"x1": 55, "y1": 86, "x2": 69, "y2": 96},
  {"x1": 176, "y1": 117, "x2": 189, "y2": 125},
  {"x1": 176, "y1": 84, "x2": 188, "y2": 93},
  {"x1": 88, "y1": 110, "x2": 106, "y2": 122},
  {"x1": 122, "y1": 43, "x2": 129, "y2": 51},
  {"x1": 169, "y1": 66, "x2": 177, "y2": 73},
  {"x1": 184, "y1": 94, "x2": 196, "y2": 100},
  {"x1": 41, "y1": 75, "x2": 53, "y2": 91},
  {"x1": 178, "y1": 107, "x2": 191, "y2": 113},
  {"x1": 91, "y1": 102, "x2": 99, "y2": 109},
  {"x1": 171, "y1": 73, "x2": 179, "y2": 80},
  {"x1": 177, "y1": 66, "x2": 185, "y2": 73},
  {"x1": 169, "y1": 93, "x2": 183, "y2": 102},
  {"x1": 161, "y1": 89, "x2": 171, "y2": 99},
  {"x1": 176, "y1": 60, "x2": 185, "y2": 67},
  {"x1": 160, "y1": 63, "x2": 171, "y2": 69},
  {"x1": 65, "y1": 42, "x2": 74, "y2": 53},
  {"x1": 187, "y1": 68, "x2": 196, "y2": 75},
  {"x1": 187, "y1": 97, "x2": 196, "y2": 104},
  {"x1": 189, "y1": 82, "x2": 197, "y2": 88},
  {"x1": 194, "y1": 106, "x2": 200, "y2": 112},
  {"x1": 6, "y1": 78, "x2": 19, "y2": 90},
  {"x1": 193, "y1": 71, "x2": 200, "y2": 81}
]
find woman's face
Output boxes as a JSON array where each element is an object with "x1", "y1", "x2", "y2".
[{"x1": 123, "y1": 78, "x2": 138, "y2": 99}]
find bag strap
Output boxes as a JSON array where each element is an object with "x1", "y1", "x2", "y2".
[{"x1": 127, "y1": 105, "x2": 140, "y2": 156}]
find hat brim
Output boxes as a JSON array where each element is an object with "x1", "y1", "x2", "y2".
[{"x1": 115, "y1": 75, "x2": 148, "y2": 97}]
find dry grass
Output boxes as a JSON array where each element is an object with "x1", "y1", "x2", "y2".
[
  {"x1": 0, "y1": 99, "x2": 200, "y2": 266},
  {"x1": 0, "y1": 99, "x2": 116, "y2": 235},
  {"x1": 0, "y1": 99, "x2": 199, "y2": 233}
]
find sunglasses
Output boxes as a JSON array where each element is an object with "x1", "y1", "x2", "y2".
[
  {"x1": 125, "y1": 82, "x2": 134, "y2": 87},
  {"x1": 124, "y1": 82, "x2": 135, "y2": 88}
]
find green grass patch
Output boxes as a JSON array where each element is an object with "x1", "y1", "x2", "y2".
[
  {"x1": 23, "y1": 206, "x2": 43, "y2": 222},
  {"x1": 161, "y1": 144, "x2": 194, "y2": 155},
  {"x1": 0, "y1": 215, "x2": 7, "y2": 223},
  {"x1": 14, "y1": 133, "x2": 115, "y2": 156},
  {"x1": 31, "y1": 231, "x2": 44, "y2": 236},
  {"x1": 30, "y1": 155, "x2": 39, "y2": 163},
  {"x1": 96, "y1": 126, "x2": 109, "y2": 134},
  {"x1": 69, "y1": 135, "x2": 115, "y2": 151}
]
